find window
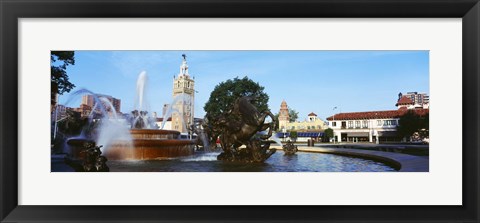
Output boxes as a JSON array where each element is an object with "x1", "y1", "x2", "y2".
[
  {"x1": 348, "y1": 121, "x2": 353, "y2": 128},
  {"x1": 355, "y1": 121, "x2": 360, "y2": 128},
  {"x1": 383, "y1": 120, "x2": 398, "y2": 126},
  {"x1": 332, "y1": 121, "x2": 337, "y2": 127},
  {"x1": 377, "y1": 120, "x2": 382, "y2": 126},
  {"x1": 362, "y1": 120, "x2": 368, "y2": 128}
]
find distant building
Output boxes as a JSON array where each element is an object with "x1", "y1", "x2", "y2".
[
  {"x1": 81, "y1": 94, "x2": 121, "y2": 116},
  {"x1": 286, "y1": 112, "x2": 327, "y2": 132},
  {"x1": 276, "y1": 100, "x2": 327, "y2": 141},
  {"x1": 72, "y1": 104, "x2": 94, "y2": 118},
  {"x1": 171, "y1": 54, "x2": 195, "y2": 133},
  {"x1": 327, "y1": 92, "x2": 429, "y2": 143},
  {"x1": 155, "y1": 117, "x2": 173, "y2": 130},
  {"x1": 278, "y1": 100, "x2": 289, "y2": 131},
  {"x1": 81, "y1": 95, "x2": 95, "y2": 108},
  {"x1": 278, "y1": 100, "x2": 326, "y2": 132},
  {"x1": 396, "y1": 92, "x2": 429, "y2": 109}
]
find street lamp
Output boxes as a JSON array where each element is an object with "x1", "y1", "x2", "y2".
[
  {"x1": 53, "y1": 95, "x2": 60, "y2": 141},
  {"x1": 332, "y1": 106, "x2": 337, "y2": 144}
]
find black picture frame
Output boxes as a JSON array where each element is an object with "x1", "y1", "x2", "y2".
[{"x1": 1, "y1": 0, "x2": 479, "y2": 222}]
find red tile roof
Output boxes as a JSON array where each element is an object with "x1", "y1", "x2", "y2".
[
  {"x1": 326, "y1": 109, "x2": 428, "y2": 121},
  {"x1": 396, "y1": 96, "x2": 414, "y2": 106},
  {"x1": 308, "y1": 112, "x2": 317, "y2": 116},
  {"x1": 155, "y1": 117, "x2": 172, "y2": 122}
]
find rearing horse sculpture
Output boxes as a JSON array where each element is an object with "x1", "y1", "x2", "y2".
[{"x1": 214, "y1": 96, "x2": 277, "y2": 162}]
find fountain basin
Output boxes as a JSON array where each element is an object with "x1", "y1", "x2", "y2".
[
  {"x1": 106, "y1": 129, "x2": 195, "y2": 160},
  {"x1": 129, "y1": 129, "x2": 180, "y2": 140}
]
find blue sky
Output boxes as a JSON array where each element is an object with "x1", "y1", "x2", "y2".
[{"x1": 59, "y1": 50, "x2": 429, "y2": 121}]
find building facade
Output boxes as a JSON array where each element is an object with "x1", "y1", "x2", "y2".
[
  {"x1": 287, "y1": 112, "x2": 327, "y2": 132},
  {"x1": 327, "y1": 92, "x2": 429, "y2": 143},
  {"x1": 171, "y1": 54, "x2": 195, "y2": 133},
  {"x1": 72, "y1": 104, "x2": 94, "y2": 118},
  {"x1": 278, "y1": 100, "x2": 327, "y2": 132},
  {"x1": 397, "y1": 92, "x2": 429, "y2": 109},
  {"x1": 81, "y1": 94, "x2": 121, "y2": 116}
]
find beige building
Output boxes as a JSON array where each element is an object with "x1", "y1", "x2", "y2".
[
  {"x1": 278, "y1": 100, "x2": 327, "y2": 132},
  {"x1": 286, "y1": 112, "x2": 327, "y2": 132},
  {"x1": 171, "y1": 54, "x2": 195, "y2": 133}
]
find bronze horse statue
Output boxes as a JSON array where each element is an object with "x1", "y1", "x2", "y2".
[{"x1": 214, "y1": 96, "x2": 277, "y2": 162}]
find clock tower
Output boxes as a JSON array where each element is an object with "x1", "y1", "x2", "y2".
[
  {"x1": 172, "y1": 54, "x2": 195, "y2": 133},
  {"x1": 278, "y1": 100, "x2": 289, "y2": 131}
]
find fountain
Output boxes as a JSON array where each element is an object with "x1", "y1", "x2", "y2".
[
  {"x1": 282, "y1": 140, "x2": 298, "y2": 155},
  {"x1": 51, "y1": 55, "x2": 408, "y2": 173},
  {"x1": 104, "y1": 71, "x2": 195, "y2": 160},
  {"x1": 65, "y1": 71, "x2": 195, "y2": 162}
]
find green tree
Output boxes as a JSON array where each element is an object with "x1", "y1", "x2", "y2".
[
  {"x1": 273, "y1": 113, "x2": 280, "y2": 131},
  {"x1": 324, "y1": 128, "x2": 334, "y2": 140},
  {"x1": 203, "y1": 76, "x2": 270, "y2": 120},
  {"x1": 57, "y1": 110, "x2": 87, "y2": 136},
  {"x1": 289, "y1": 131, "x2": 298, "y2": 142},
  {"x1": 51, "y1": 51, "x2": 75, "y2": 108},
  {"x1": 288, "y1": 108, "x2": 299, "y2": 122},
  {"x1": 397, "y1": 110, "x2": 429, "y2": 139}
]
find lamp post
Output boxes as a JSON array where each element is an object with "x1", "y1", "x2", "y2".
[
  {"x1": 282, "y1": 127, "x2": 286, "y2": 142},
  {"x1": 53, "y1": 95, "x2": 60, "y2": 140},
  {"x1": 332, "y1": 106, "x2": 337, "y2": 144}
]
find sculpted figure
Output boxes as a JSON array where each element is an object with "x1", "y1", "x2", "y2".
[
  {"x1": 208, "y1": 96, "x2": 277, "y2": 162},
  {"x1": 283, "y1": 140, "x2": 298, "y2": 155},
  {"x1": 81, "y1": 144, "x2": 109, "y2": 172}
]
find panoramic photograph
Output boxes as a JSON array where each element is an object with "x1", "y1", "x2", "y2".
[{"x1": 51, "y1": 50, "x2": 429, "y2": 172}]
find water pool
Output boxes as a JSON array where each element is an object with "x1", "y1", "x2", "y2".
[{"x1": 107, "y1": 150, "x2": 396, "y2": 172}]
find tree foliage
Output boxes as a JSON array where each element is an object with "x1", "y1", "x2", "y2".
[
  {"x1": 324, "y1": 128, "x2": 334, "y2": 139},
  {"x1": 203, "y1": 76, "x2": 270, "y2": 120},
  {"x1": 273, "y1": 113, "x2": 280, "y2": 131},
  {"x1": 51, "y1": 51, "x2": 75, "y2": 106},
  {"x1": 289, "y1": 131, "x2": 298, "y2": 139},
  {"x1": 57, "y1": 110, "x2": 87, "y2": 136},
  {"x1": 397, "y1": 110, "x2": 429, "y2": 138},
  {"x1": 288, "y1": 108, "x2": 299, "y2": 122}
]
